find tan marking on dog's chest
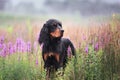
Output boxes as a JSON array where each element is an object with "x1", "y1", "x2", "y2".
[{"x1": 43, "y1": 52, "x2": 60, "y2": 62}]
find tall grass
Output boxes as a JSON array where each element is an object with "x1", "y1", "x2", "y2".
[
  {"x1": 0, "y1": 37, "x2": 46, "y2": 80},
  {"x1": 55, "y1": 15, "x2": 120, "y2": 80},
  {"x1": 0, "y1": 15, "x2": 120, "y2": 80}
]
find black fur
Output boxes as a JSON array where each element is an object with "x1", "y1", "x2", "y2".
[{"x1": 38, "y1": 19, "x2": 75, "y2": 71}]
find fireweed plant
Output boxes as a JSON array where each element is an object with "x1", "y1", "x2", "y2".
[{"x1": 0, "y1": 15, "x2": 120, "y2": 80}]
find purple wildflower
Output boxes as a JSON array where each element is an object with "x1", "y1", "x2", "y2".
[
  {"x1": 36, "y1": 58, "x2": 38, "y2": 65},
  {"x1": 82, "y1": 34, "x2": 86, "y2": 40},
  {"x1": 16, "y1": 38, "x2": 22, "y2": 52},
  {"x1": 94, "y1": 42, "x2": 99, "y2": 51},
  {"x1": 67, "y1": 46, "x2": 72, "y2": 57},
  {"x1": 0, "y1": 44, "x2": 7, "y2": 57},
  {"x1": 40, "y1": 43, "x2": 44, "y2": 51},
  {"x1": 0, "y1": 43, "x2": 3, "y2": 48},
  {"x1": 0, "y1": 36, "x2": 5, "y2": 44},
  {"x1": 26, "y1": 41, "x2": 31, "y2": 53},
  {"x1": 16, "y1": 38, "x2": 26, "y2": 53},
  {"x1": 85, "y1": 45, "x2": 89, "y2": 54},
  {"x1": 8, "y1": 42, "x2": 13, "y2": 54},
  {"x1": 21, "y1": 41, "x2": 26, "y2": 53},
  {"x1": 13, "y1": 44, "x2": 17, "y2": 53},
  {"x1": 0, "y1": 51, "x2": 2, "y2": 57}
]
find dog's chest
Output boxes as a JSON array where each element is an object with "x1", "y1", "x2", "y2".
[
  {"x1": 43, "y1": 43, "x2": 63, "y2": 62},
  {"x1": 42, "y1": 40, "x2": 67, "y2": 62},
  {"x1": 43, "y1": 52, "x2": 60, "y2": 62},
  {"x1": 43, "y1": 42, "x2": 63, "y2": 53}
]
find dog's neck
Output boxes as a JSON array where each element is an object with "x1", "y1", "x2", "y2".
[{"x1": 49, "y1": 36, "x2": 61, "y2": 44}]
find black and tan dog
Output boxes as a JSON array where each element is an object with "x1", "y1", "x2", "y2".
[{"x1": 38, "y1": 19, "x2": 75, "y2": 79}]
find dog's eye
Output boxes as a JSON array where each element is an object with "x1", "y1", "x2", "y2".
[{"x1": 59, "y1": 23, "x2": 62, "y2": 27}]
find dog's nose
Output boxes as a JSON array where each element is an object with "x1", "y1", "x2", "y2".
[{"x1": 61, "y1": 29, "x2": 64, "y2": 33}]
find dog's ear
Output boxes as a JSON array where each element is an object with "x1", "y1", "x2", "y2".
[{"x1": 38, "y1": 24, "x2": 49, "y2": 45}]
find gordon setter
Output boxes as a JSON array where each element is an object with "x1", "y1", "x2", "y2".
[{"x1": 38, "y1": 19, "x2": 75, "y2": 78}]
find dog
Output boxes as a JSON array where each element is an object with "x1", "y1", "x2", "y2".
[{"x1": 38, "y1": 19, "x2": 75, "y2": 79}]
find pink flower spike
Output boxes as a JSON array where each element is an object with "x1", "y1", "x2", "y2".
[
  {"x1": 36, "y1": 58, "x2": 38, "y2": 65},
  {"x1": 40, "y1": 43, "x2": 44, "y2": 50},
  {"x1": 13, "y1": 44, "x2": 17, "y2": 53},
  {"x1": 0, "y1": 43, "x2": 3, "y2": 48},
  {"x1": 85, "y1": 45, "x2": 89, "y2": 54},
  {"x1": 94, "y1": 42, "x2": 99, "y2": 51},
  {"x1": 26, "y1": 41, "x2": 31, "y2": 53},
  {"x1": 0, "y1": 36, "x2": 5, "y2": 44},
  {"x1": 0, "y1": 44, "x2": 7, "y2": 57},
  {"x1": 82, "y1": 34, "x2": 86, "y2": 41},
  {"x1": 8, "y1": 42, "x2": 13, "y2": 54},
  {"x1": 67, "y1": 46, "x2": 72, "y2": 57}
]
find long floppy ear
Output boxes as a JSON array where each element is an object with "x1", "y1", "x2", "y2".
[{"x1": 38, "y1": 24, "x2": 49, "y2": 45}]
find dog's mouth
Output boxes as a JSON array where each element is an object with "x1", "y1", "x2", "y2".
[{"x1": 50, "y1": 28, "x2": 64, "y2": 38}]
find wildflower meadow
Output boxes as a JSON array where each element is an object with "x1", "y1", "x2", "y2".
[{"x1": 0, "y1": 14, "x2": 120, "y2": 80}]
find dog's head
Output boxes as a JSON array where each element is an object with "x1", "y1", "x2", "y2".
[{"x1": 38, "y1": 19, "x2": 64, "y2": 45}]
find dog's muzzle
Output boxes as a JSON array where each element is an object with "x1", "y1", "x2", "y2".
[
  {"x1": 61, "y1": 29, "x2": 64, "y2": 33},
  {"x1": 57, "y1": 25, "x2": 64, "y2": 33}
]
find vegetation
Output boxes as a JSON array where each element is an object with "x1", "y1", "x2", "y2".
[{"x1": 0, "y1": 14, "x2": 120, "y2": 80}]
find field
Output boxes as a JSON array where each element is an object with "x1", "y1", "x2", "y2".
[{"x1": 0, "y1": 13, "x2": 120, "y2": 80}]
